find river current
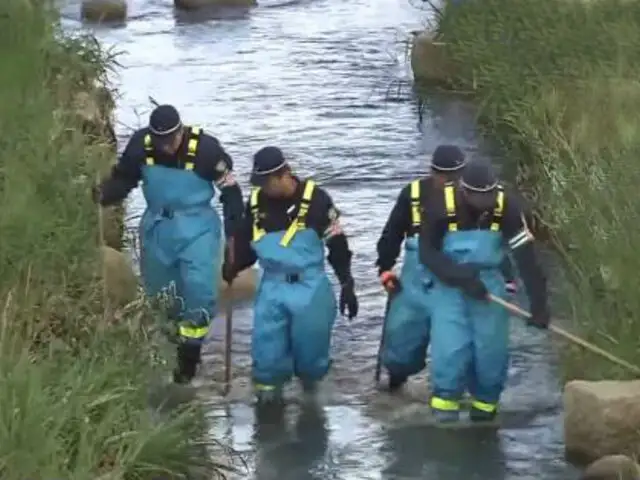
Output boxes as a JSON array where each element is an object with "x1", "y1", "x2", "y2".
[{"x1": 61, "y1": 0, "x2": 579, "y2": 477}]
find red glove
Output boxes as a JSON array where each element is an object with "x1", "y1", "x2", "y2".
[{"x1": 380, "y1": 271, "x2": 401, "y2": 294}]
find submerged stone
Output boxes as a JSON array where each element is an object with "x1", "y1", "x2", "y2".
[
  {"x1": 174, "y1": 0, "x2": 258, "y2": 10},
  {"x1": 81, "y1": 0, "x2": 127, "y2": 23},
  {"x1": 410, "y1": 31, "x2": 456, "y2": 87}
]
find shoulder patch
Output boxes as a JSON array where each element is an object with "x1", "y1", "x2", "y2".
[{"x1": 215, "y1": 160, "x2": 228, "y2": 173}]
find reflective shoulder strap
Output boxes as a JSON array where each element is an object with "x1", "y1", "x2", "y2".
[
  {"x1": 490, "y1": 187, "x2": 505, "y2": 231},
  {"x1": 185, "y1": 126, "x2": 201, "y2": 171},
  {"x1": 443, "y1": 183, "x2": 458, "y2": 232},
  {"x1": 280, "y1": 180, "x2": 316, "y2": 247},
  {"x1": 143, "y1": 134, "x2": 154, "y2": 166},
  {"x1": 410, "y1": 179, "x2": 421, "y2": 228},
  {"x1": 250, "y1": 187, "x2": 265, "y2": 242}
]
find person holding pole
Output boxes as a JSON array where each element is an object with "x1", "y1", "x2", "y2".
[
  {"x1": 374, "y1": 146, "x2": 519, "y2": 392},
  {"x1": 94, "y1": 104, "x2": 244, "y2": 385},
  {"x1": 418, "y1": 159, "x2": 550, "y2": 423}
]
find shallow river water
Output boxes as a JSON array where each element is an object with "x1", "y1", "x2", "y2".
[{"x1": 61, "y1": 0, "x2": 580, "y2": 477}]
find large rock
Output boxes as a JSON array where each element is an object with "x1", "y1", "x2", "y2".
[
  {"x1": 218, "y1": 268, "x2": 259, "y2": 308},
  {"x1": 582, "y1": 455, "x2": 640, "y2": 480},
  {"x1": 565, "y1": 380, "x2": 640, "y2": 462},
  {"x1": 101, "y1": 206, "x2": 125, "y2": 251},
  {"x1": 74, "y1": 87, "x2": 122, "y2": 250},
  {"x1": 174, "y1": 0, "x2": 257, "y2": 9},
  {"x1": 102, "y1": 246, "x2": 138, "y2": 306},
  {"x1": 81, "y1": 0, "x2": 127, "y2": 23},
  {"x1": 410, "y1": 31, "x2": 456, "y2": 86},
  {"x1": 72, "y1": 89, "x2": 117, "y2": 146}
]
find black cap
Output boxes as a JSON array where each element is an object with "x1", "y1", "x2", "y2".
[
  {"x1": 148, "y1": 104, "x2": 182, "y2": 147},
  {"x1": 251, "y1": 146, "x2": 288, "y2": 186},
  {"x1": 430, "y1": 145, "x2": 466, "y2": 172},
  {"x1": 460, "y1": 159, "x2": 499, "y2": 192}
]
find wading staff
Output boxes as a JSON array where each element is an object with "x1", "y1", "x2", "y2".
[
  {"x1": 96, "y1": 172, "x2": 109, "y2": 328},
  {"x1": 489, "y1": 294, "x2": 640, "y2": 376},
  {"x1": 223, "y1": 238, "x2": 235, "y2": 395}
]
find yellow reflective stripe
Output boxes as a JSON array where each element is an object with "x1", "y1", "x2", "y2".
[
  {"x1": 184, "y1": 125, "x2": 200, "y2": 171},
  {"x1": 187, "y1": 127, "x2": 200, "y2": 157},
  {"x1": 280, "y1": 180, "x2": 316, "y2": 247},
  {"x1": 471, "y1": 399, "x2": 497, "y2": 413},
  {"x1": 430, "y1": 396, "x2": 460, "y2": 411},
  {"x1": 178, "y1": 323, "x2": 208, "y2": 339},
  {"x1": 255, "y1": 384, "x2": 276, "y2": 391},
  {"x1": 410, "y1": 180, "x2": 421, "y2": 227},
  {"x1": 143, "y1": 134, "x2": 154, "y2": 166},
  {"x1": 250, "y1": 187, "x2": 265, "y2": 242},
  {"x1": 490, "y1": 188, "x2": 504, "y2": 232},
  {"x1": 443, "y1": 183, "x2": 457, "y2": 232}
]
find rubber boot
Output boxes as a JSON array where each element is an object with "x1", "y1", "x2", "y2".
[
  {"x1": 387, "y1": 374, "x2": 408, "y2": 393},
  {"x1": 300, "y1": 378, "x2": 318, "y2": 395},
  {"x1": 254, "y1": 399, "x2": 286, "y2": 444},
  {"x1": 255, "y1": 384, "x2": 284, "y2": 406},
  {"x1": 431, "y1": 408, "x2": 460, "y2": 424},
  {"x1": 469, "y1": 406, "x2": 497, "y2": 423},
  {"x1": 173, "y1": 342, "x2": 202, "y2": 385}
]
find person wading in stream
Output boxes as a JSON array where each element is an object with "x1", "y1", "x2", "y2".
[
  {"x1": 419, "y1": 159, "x2": 549, "y2": 423},
  {"x1": 94, "y1": 104, "x2": 244, "y2": 385},
  {"x1": 224, "y1": 146, "x2": 358, "y2": 405},
  {"x1": 375, "y1": 145, "x2": 519, "y2": 392}
]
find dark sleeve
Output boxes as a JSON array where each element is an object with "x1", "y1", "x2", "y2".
[
  {"x1": 375, "y1": 185, "x2": 411, "y2": 275},
  {"x1": 98, "y1": 131, "x2": 144, "y2": 206},
  {"x1": 197, "y1": 134, "x2": 244, "y2": 238},
  {"x1": 502, "y1": 194, "x2": 549, "y2": 317},
  {"x1": 418, "y1": 206, "x2": 478, "y2": 288},
  {"x1": 232, "y1": 200, "x2": 258, "y2": 271},
  {"x1": 311, "y1": 188, "x2": 354, "y2": 286}
]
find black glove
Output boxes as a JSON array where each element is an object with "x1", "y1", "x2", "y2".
[
  {"x1": 461, "y1": 275, "x2": 489, "y2": 300},
  {"x1": 527, "y1": 307, "x2": 550, "y2": 329},
  {"x1": 222, "y1": 262, "x2": 236, "y2": 284},
  {"x1": 339, "y1": 279, "x2": 358, "y2": 319}
]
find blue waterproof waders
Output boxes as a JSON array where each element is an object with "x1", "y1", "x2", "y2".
[
  {"x1": 381, "y1": 180, "x2": 434, "y2": 381},
  {"x1": 139, "y1": 127, "x2": 222, "y2": 345},
  {"x1": 249, "y1": 181, "x2": 337, "y2": 401},
  {"x1": 429, "y1": 184, "x2": 510, "y2": 422}
]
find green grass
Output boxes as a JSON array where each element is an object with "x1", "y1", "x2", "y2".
[
  {"x1": 0, "y1": 0, "x2": 237, "y2": 478},
  {"x1": 427, "y1": 0, "x2": 640, "y2": 380}
]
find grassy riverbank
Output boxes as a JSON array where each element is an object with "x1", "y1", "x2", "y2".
[
  {"x1": 431, "y1": 0, "x2": 640, "y2": 379},
  {"x1": 0, "y1": 1, "x2": 232, "y2": 478}
]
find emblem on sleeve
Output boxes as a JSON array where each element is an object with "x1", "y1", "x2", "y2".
[{"x1": 215, "y1": 160, "x2": 228, "y2": 173}]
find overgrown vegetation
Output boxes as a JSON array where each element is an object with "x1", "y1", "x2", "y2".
[
  {"x1": 429, "y1": 0, "x2": 640, "y2": 379},
  {"x1": 0, "y1": 1, "x2": 235, "y2": 478}
]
